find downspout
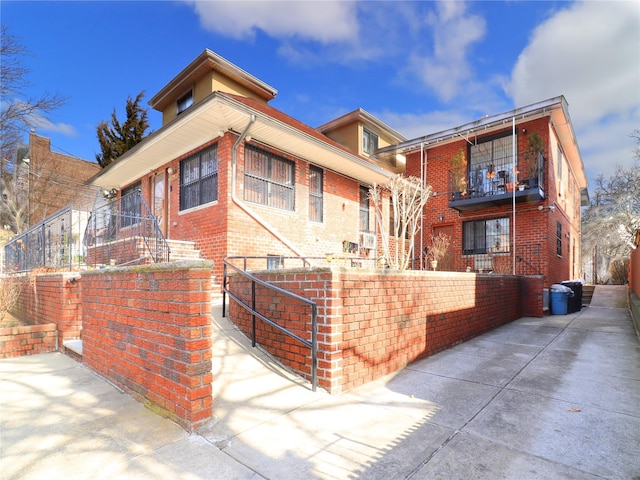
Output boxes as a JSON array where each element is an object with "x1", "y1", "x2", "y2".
[
  {"x1": 420, "y1": 142, "x2": 425, "y2": 270},
  {"x1": 512, "y1": 117, "x2": 516, "y2": 275},
  {"x1": 231, "y1": 115, "x2": 308, "y2": 260}
]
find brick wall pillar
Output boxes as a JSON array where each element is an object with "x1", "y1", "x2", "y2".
[{"x1": 82, "y1": 261, "x2": 214, "y2": 432}]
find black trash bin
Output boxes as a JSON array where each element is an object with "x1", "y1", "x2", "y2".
[{"x1": 561, "y1": 281, "x2": 583, "y2": 313}]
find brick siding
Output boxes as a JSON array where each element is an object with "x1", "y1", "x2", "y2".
[
  {"x1": 10, "y1": 272, "x2": 82, "y2": 347},
  {"x1": 81, "y1": 261, "x2": 214, "y2": 432},
  {"x1": 0, "y1": 323, "x2": 57, "y2": 358},
  {"x1": 228, "y1": 268, "x2": 544, "y2": 394},
  {"x1": 405, "y1": 117, "x2": 577, "y2": 287}
]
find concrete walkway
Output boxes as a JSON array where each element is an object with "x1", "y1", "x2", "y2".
[{"x1": 1, "y1": 285, "x2": 639, "y2": 479}]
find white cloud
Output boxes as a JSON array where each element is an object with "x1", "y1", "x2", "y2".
[
  {"x1": 15, "y1": 101, "x2": 78, "y2": 137},
  {"x1": 183, "y1": 0, "x2": 358, "y2": 44},
  {"x1": 508, "y1": 1, "x2": 640, "y2": 180},
  {"x1": 376, "y1": 110, "x2": 475, "y2": 141},
  {"x1": 407, "y1": 1, "x2": 486, "y2": 102}
]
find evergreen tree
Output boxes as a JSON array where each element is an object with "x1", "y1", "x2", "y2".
[{"x1": 96, "y1": 91, "x2": 149, "y2": 168}]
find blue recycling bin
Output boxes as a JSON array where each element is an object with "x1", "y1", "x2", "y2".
[{"x1": 550, "y1": 290, "x2": 570, "y2": 315}]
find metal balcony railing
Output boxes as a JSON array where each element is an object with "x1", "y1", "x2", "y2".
[{"x1": 450, "y1": 149, "x2": 546, "y2": 200}]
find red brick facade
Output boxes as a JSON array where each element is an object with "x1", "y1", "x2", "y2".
[
  {"x1": 228, "y1": 268, "x2": 544, "y2": 394},
  {"x1": 81, "y1": 262, "x2": 214, "y2": 432},
  {"x1": 0, "y1": 323, "x2": 57, "y2": 358},
  {"x1": 132, "y1": 133, "x2": 377, "y2": 285},
  {"x1": 406, "y1": 117, "x2": 582, "y2": 287},
  {"x1": 26, "y1": 133, "x2": 100, "y2": 227},
  {"x1": 10, "y1": 272, "x2": 83, "y2": 347}
]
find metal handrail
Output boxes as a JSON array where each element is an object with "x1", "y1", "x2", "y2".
[
  {"x1": 222, "y1": 256, "x2": 318, "y2": 392},
  {"x1": 138, "y1": 192, "x2": 171, "y2": 263},
  {"x1": 83, "y1": 190, "x2": 170, "y2": 267}
]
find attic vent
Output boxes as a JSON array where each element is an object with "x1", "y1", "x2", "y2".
[{"x1": 359, "y1": 232, "x2": 377, "y2": 250}]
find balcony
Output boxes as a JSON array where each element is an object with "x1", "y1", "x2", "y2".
[{"x1": 448, "y1": 150, "x2": 546, "y2": 212}]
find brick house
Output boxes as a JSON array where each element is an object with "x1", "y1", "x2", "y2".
[
  {"x1": 87, "y1": 49, "x2": 406, "y2": 281},
  {"x1": 16, "y1": 132, "x2": 100, "y2": 228},
  {"x1": 378, "y1": 97, "x2": 589, "y2": 287},
  {"x1": 88, "y1": 50, "x2": 587, "y2": 288}
]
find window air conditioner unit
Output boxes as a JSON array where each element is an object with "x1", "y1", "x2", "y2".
[{"x1": 359, "y1": 232, "x2": 377, "y2": 250}]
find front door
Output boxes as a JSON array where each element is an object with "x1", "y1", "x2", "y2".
[
  {"x1": 433, "y1": 225, "x2": 454, "y2": 271},
  {"x1": 152, "y1": 171, "x2": 168, "y2": 237}
]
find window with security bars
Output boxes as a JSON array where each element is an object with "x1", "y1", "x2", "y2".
[
  {"x1": 463, "y1": 217, "x2": 510, "y2": 255},
  {"x1": 309, "y1": 165, "x2": 323, "y2": 222},
  {"x1": 180, "y1": 144, "x2": 218, "y2": 211},
  {"x1": 244, "y1": 145, "x2": 295, "y2": 211},
  {"x1": 557, "y1": 221, "x2": 562, "y2": 256},
  {"x1": 359, "y1": 186, "x2": 370, "y2": 232},
  {"x1": 121, "y1": 183, "x2": 141, "y2": 228}
]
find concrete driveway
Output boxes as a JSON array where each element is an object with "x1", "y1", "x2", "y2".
[{"x1": 1, "y1": 285, "x2": 639, "y2": 479}]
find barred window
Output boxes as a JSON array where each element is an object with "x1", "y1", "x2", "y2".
[
  {"x1": 359, "y1": 186, "x2": 370, "y2": 232},
  {"x1": 309, "y1": 165, "x2": 323, "y2": 222},
  {"x1": 121, "y1": 183, "x2": 141, "y2": 228},
  {"x1": 244, "y1": 145, "x2": 295, "y2": 211},
  {"x1": 180, "y1": 144, "x2": 218, "y2": 211},
  {"x1": 463, "y1": 217, "x2": 510, "y2": 255},
  {"x1": 557, "y1": 221, "x2": 562, "y2": 256}
]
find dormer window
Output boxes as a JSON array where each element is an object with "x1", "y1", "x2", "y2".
[
  {"x1": 177, "y1": 90, "x2": 193, "y2": 115},
  {"x1": 363, "y1": 129, "x2": 378, "y2": 155}
]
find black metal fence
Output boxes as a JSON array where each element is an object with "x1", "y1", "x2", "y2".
[
  {"x1": 4, "y1": 207, "x2": 88, "y2": 273},
  {"x1": 4, "y1": 190, "x2": 171, "y2": 273}
]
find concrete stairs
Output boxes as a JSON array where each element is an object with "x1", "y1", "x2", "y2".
[
  {"x1": 167, "y1": 239, "x2": 201, "y2": 261},
  {"x1": 582, "y1": 284, "x2": 595, "y2": 306}
]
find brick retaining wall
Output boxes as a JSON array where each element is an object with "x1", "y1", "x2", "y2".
[
  {"x1": 10, "y1": 272, "x2": 82, "y2": 347},
  {"x1": 228, "y1": 268, "x2": 544, "y2": 394},
  {"x1": 0, "y1": 323, "x2": 57, "y2": 358},
  {"x1": 81, "y1": 261, "x2": 214, "y2": 432}
]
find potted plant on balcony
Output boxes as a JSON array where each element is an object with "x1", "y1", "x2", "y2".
[
  {"x1": 523, "y1": 132, "x2": 543, "y2": 188},
  {"x1": 426, "y1": 232, "x2": 451, "y2": 271},
  {"x1": 450, "y1": 149, "x2": 467, "y2": 200}
]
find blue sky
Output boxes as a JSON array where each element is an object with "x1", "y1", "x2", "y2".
[{"x1": 2, "y1": 0, "x2": 639, "y2": 186}]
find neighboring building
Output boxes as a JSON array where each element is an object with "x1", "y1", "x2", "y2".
[
  {"x1": 87, "y1": 49, "x2": 588, "y2": 288},
  {"x1": 22, "y1": 132, "x2": 100, "y2": 227},
  {"x1": 88, "y1": 49, "x2": 402, "y2": 281},
  {"x1": 378, "y1": 97, "x2": 589, "y2": 286}
]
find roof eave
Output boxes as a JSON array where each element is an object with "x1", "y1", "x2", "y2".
[
  {"x1": 149, "y1": 49, "x2": 278, "y2": 111},
  {"x1": 88, "y1": 93, "x2": 392, "y2": 189}
]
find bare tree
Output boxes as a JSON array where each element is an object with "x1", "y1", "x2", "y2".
[
  {"x1": 371, "y1": 174, "x2": 432, "y2": 270},
  {"x1": 1, "y1": 25, "x2": 66, "y2": 233},
  {"x1": 582, "y1": 132, "x2": 640, "y2": 283}
]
